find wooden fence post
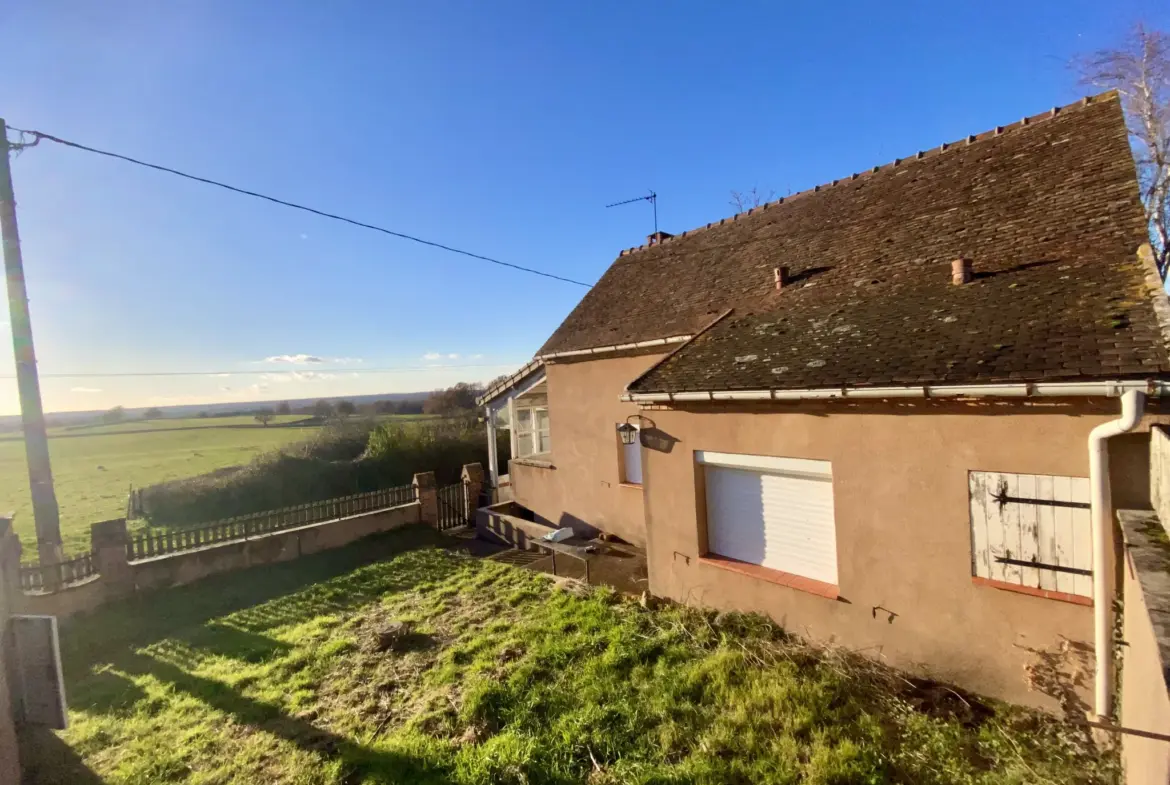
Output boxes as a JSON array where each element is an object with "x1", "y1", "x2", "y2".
[{"x1": 412, "y1": 472, "x2": 438, "y2": 527}]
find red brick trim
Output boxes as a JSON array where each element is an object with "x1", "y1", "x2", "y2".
[
  {"x1": 699, "y1": 554, "x2": 838, "y2": 600},
  {"x1": 971, "y1": 576, "x2": 1092, "y2": 607}
]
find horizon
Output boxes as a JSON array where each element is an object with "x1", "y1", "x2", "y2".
[{"x1": 2, "y1": 1, "x2": 1169, "y2": 415}]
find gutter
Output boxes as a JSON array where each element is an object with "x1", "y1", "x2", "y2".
[
  {"x1": 1087, "y1": 389, "x2": 1146, "y2": 720},
  {"x1": 538, "y1": 334, "x2": 692, "y2": 361},
  {"x1": 621, "y1": 379, "x2": 1169, "y2": 403},
  {"x1": 476, "y1": 333, "x2": 696, "y2": 407},
  {"x1": 475, "y1": 358, "x2": 544, "y2": 407}
]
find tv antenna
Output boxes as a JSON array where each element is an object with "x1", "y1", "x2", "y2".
[{"x1": 606, "y1": 190, "x2": 658, "y2": 235}]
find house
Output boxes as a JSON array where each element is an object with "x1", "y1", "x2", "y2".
[{"x1": 478, "y1": 91, "x2": 1170, "y2": 713}]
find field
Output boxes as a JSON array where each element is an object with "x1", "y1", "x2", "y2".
[
  {"x1": 0, "y1": 416, "x2": 321, "y2": 556},
  {"x1": 19, "y1": 525, "x2": 1115, "y2": 785}
]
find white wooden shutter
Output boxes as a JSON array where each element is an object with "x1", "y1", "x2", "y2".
[
  {"x1": 968, "y1": 470, "x2": 1092, "y2": 597},
  {"x1": 702, "y1": 453, "x2": 837, "y2": 585}
]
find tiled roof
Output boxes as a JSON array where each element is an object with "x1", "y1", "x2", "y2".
[{"x1": 545, "y1": 92, "x2": 1170, "y2": 393}]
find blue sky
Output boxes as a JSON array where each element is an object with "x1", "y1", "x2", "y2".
[{"x1": 1, "y1": 1, "x2": 1167, "y2": 414}]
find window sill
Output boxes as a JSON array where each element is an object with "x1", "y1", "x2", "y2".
[
  {"x1": 511, "y1": 455, "x2": 555, "y2": 470},
  {"x1": 971, "y1": 576, "x2": 1092, "y2": 607},
  {"x1": 618, "y1": 482, "x2": 643, "y2": 490},
  {"x1": 699, "y1": 555, "x2": 838, "y2": 600}
]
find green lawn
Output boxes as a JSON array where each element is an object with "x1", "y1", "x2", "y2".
[
  {"x1": 20, "y1": 526, "x2": 1115, "y2": 785},
  {"x1": 0, "y1": 418, "x2": 322, "y2": 556}
]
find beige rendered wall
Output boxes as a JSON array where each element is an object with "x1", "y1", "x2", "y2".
[
  {"x1": 642, "y1": 399, "x2": 1162, "y2": 709},
  {"x1": 509, "y1": 353, "x2": 666, "y2": 547},
  {"x1": 1121, "y1": 545, "x2": 1170, "y2": 785}
]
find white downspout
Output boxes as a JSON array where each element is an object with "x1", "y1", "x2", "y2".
[
  {"x1": 485, "y1": 407, "x2": 499, "y2": 489},
  {"x1": 1087, "y1": 388, "x2": 1146, "y2": 720}
]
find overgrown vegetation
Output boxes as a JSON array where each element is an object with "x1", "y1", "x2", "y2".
[
  {"x1": 25, "y1": 526, "x2": 1116, "y2": 785},
  {"x1": 138, "y1": 417, "x2": 505, "y2": 526}
]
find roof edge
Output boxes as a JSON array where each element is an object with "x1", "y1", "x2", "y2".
[
  {"x1": 613, "y1": 91, "x2": 1121, "y2": 259},
  {"x1": 475, "y1": 358, "x2": 544, "y2": 406},
  {"x1": 623, "y1": 309, "x2": 736, "y2": 393},
  {"x1": 538, "y1": 334, "x2": 692, "y2": 361},
  {"x1": 621, "y1": 379, "x2": 1167, "y2": 403},
  {"x1": 1137, "y1": 243, "x2": 1170, "y2": 352}
]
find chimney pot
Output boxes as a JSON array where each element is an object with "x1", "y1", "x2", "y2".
[
  {"x1": 647, "y1": 231, "x2": 674, "y2": 246},
  {"x1": 951, "y1": 258, "x2": 973, "y2": 285},
  {"x1": 774, "y1": 266, "x2": 790, "y2": 290}
]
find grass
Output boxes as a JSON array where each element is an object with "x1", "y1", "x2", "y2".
[
  {"x1": 0, "y1": 417, "x2": 323, "y2": 556},
  {"x1": 22, "y1": 525, "x2": 1117, "y2": 785}
]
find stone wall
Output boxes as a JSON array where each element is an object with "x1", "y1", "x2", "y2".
[{"x1": 0, "y1": 518, "x2": 22, "y2": 785}]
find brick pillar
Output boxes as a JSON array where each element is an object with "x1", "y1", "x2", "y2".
[
  {"x1": 462, "y1": 463, "x2": 484, "y2": 515},
  {"x1": 91, "y1": 518, "x2": 133, "y2": 598},
  {"x1": 412, "y1": 472, "x2": 438, "y2": 528}
]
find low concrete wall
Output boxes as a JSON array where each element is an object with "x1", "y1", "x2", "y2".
[
  {"x1": 0, "y1": 521, "x2": 21, "y2": 785},
  {"x1": 476, "y1": 501, "x2": 554, "y2": 552},
  {"x1": 20, "y1": 502, "x2": 421, "y2": 618},
  {"x1": 1119, "y1": 510, "x2": 1170, "y2": 785}
]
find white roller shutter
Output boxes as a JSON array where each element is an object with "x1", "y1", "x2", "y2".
[{"x1": 701, "y1": 452, "x2": 838, "y2": 585}]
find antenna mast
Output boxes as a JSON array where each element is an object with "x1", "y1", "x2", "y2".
[{"x1": 605, "y1": 190, "x2": 657, "y2": 234}]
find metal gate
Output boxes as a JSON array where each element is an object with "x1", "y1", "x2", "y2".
[{"x1": 437, "y1": 482, "x2": 471, "y2": 530}]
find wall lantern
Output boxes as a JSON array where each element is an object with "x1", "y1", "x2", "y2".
[{"x1": 616, "y1": 421, "x2": 638, "y2": 445}]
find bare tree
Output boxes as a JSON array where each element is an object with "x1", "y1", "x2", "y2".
[
  {"x1": 1078, "y1": 23, "x2": 1170, "y2": 279},
  {"x1": 254, "y1": 411, "x2": 274, "y2": 427},
  {"x1": 729, "y1": 186, "x2": 776, "y2": 213}
]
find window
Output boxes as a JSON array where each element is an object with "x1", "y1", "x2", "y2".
[
  {"x1": 968, "y1": 471, "x2": 1092, "y2": 599},
  {"x1": 535, "y1": 408, "x2": 551, "y2": 454},
  {"x1": 514, "y1": 406, "x2": 551, "y2": 458},
  {"x1": 699, "y1": 452, "x2": 838, "y2": 586},
  {"x1": 620, "y1": 423, "x2": 642, "y2": 484},
  {"x1": 515, "y1": 409, "x2": 533, "y2": 456}
]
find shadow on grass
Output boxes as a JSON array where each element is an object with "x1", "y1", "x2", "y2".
[
  {"x1": 59, "y1": 525, "x2": 454, "y2": 675},
  {"x1": 18, "y1": 727, "x2": 109, "y2": 785},
  {"x1": 54, "y1": 524, "x2": 471, "y2": 783},
  {"x1": 127, "y1": 652, "x2": 451, "y2": 783}
]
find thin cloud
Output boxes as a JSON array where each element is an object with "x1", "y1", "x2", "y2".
[
  {"x1": 423, "y1": 352, "x2": 442, "y2": 361},
  {"x1": 263, "y1": 354, "x2": 324, "y2": 364},
  {"x1": 70, "y1": 386, "x2": 102, "y2": 393},
  {"x1": 262, "y1": 371, "x2": 336, "y2": 383},
  {"x1": 331, "y1": 357, "x2": 364, "y2": 365}
]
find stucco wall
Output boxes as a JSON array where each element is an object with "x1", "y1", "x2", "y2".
[
  {"x1": 18, "y1": 503, "x2": 421, "y2": 619},
  {"x1": 641, "y1": 399, "x2": 1161, "y2": 709},
  {"x1": 509, "y1": 353, "x2": 666, "y2": 547},
  {"x1": 1121, "y1": 539, "x2": 1170, "y2": 785}
]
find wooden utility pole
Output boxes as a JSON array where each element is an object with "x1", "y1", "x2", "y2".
[{"x1": 0, "y1": 120, "x2": 62, "y2": 565}]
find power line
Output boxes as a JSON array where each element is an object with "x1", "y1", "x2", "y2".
[
  {"x1": 6, "y1": 126, "x2": 592, "y2": 288},
  {"x1": 0, "y1": 362, "x2": 518, "y2": 380}
]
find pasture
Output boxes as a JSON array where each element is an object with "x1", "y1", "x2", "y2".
[{"x1": 0, "y1": 416, "x2": 321, "y2": 556}]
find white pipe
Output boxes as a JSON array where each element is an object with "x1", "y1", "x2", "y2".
[
  {"x1": 1087, "y1": 388, "x2": 1146, "y2": 719},
  {"x1": 485, "y1": 409, "x2": 499, "y2": 488}
]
